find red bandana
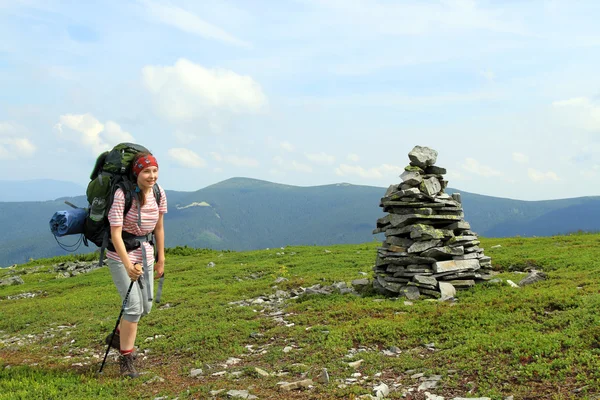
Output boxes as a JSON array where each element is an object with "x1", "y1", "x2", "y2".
[{"x1": 133, "y1": 155, "x2": 158, "y2": 177}]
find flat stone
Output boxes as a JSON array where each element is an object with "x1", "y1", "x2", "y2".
[
  {"x1": 400, "y1": 285, "x2": 421, "y2": 300},
  {"x1": 407, "y1": 282, "x2": 437, "y2": 291},
  {"x1": 386, "y1": 256, "x2": 437, "y2": 266},
  {"x1": 433, "y1": 259, "x2": 480, "y2": 273},
  {"x1": 375, "y1": 276, "x2": 403, "y2": 293},
  {"x1": 421, "y1": 246, "x2": 465, "y2": 258},
  {"x1": 446, "y1": 221, "x2": 471, "y2": 230},
  {"x1": 448, "y1": 235, "x2": 479, "y2": 244},
  {"x1": 408, "y1": 240, "x2": 442, "y2": 253},
  {"x1": 385, "y1": 236, "x2": 414, "y2": 247},
  {"x1": 444, "y1": 279, "x2": 475, "y2": 288},
  {"x1": 388, "y1": 245, "x2": 407, "y2": 253},
  {"x1": 453, "y1": 253, "x2": 480, "y2": 260},
  {"x1": 465, "y1": 246, "x2": 481, "y2": 253},
  {"x1": 413, "y1": 275, "x2": 438, "y2": 287},
  {"x1": 425, "y1": 165, "x2": 446, "y2": 174}
]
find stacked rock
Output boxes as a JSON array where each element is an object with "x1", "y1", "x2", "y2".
[{"x1": 372, "y1": 145, "x2": 492, "y2": 299}]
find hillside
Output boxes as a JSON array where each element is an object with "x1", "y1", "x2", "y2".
[
  {"x1": 2, "y1": 234, "x2": 600, "y2": 398},
  {"x1": 0, "y1": 177, "x2": 599, "y2": 267}
]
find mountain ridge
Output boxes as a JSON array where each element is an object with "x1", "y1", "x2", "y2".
[{"x1": 0, "y1": 177, "x2": 598, "y2": 267}]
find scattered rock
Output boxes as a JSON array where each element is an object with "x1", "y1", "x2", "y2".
[
  {"x1": 317, "y1": 368, "x2": 330, "y2": 384},
  {"x1": 227, "y1": 389, "x2": 258, "y2": 399},
  {"x1": 373, "y1": 382, "x2": 389, "y2": 398},
  {"x1": 207, "y1": 262, "x2": 216, "y2": 268},
  {"x1": 190, "y1": 368, "x2": 203, "y2": 378},
  {"x1": 255, "y1": 367, "x2": 270, "y2": 377},
  {"x1": 278, "y1": 379, "x2": 313, "y2": 391},
  {"x1": 518, "y1": 270, "x2": 547, "y2": 287},
  {"x1": 0, "y1": 276, "x2": 24, "y2": 286},
  {"x1": 418, "y1": 375, "x2": 442, "y2": 391}
]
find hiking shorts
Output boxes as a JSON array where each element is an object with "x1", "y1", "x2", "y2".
[{"x1": 107, "y1": 258, "x2": 154, "y2": 323}]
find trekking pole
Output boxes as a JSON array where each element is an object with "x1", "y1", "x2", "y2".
[{"x1": 98, "y1": 280, "x2": 135, "y2": 374}]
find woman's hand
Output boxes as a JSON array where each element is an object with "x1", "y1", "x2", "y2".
[
  {"x1": 154, "y1": 259, "x2": 165, "y2": 279},
  {"x1": 126, "y1": 262, "x2": 143, "y2": 281}
]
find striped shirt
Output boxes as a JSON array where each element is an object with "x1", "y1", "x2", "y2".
[{"x1": 106, "y1": 186, "x2": 168, "y2": 264}]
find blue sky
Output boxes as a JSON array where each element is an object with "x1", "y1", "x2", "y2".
[{"x1": 1, "y1": 0, "x2": 599, "y2": 201}]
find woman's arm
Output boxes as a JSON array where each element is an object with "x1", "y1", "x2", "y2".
[
  {"x1": 111, "y1": 225, "x2": 142, "y2": 280},
  {"x1": 153, "y1": 213, "x2": 165, "y2": 277}
]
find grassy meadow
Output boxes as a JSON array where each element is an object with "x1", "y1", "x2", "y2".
[{"x1": 1, "y1": 233, "x2": 600, "y2": 399}]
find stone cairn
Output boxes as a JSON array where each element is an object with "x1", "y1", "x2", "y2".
[{"x1": 372, "y1": 145, "x2": 492, "y2": 300}]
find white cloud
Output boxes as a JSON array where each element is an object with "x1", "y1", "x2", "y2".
[
  {"x1": 462, "y1": 158, "x2": 503, "y2": 177},
  {"x1": 580, "y1": 169, "x2": 597, "y2": 178},
  {"x1": 347, "y1": 153, "x2": 360, "y2": 162},
  {"x1": 479, "y1": 69, "x2": 496, "y2": 81},
  {"x1": 272, "y1": 156, "x2": 312, "y2": 172},
  {"x1": 512, "y1": 152, "x2": 529, "y2": 164},
  {"x1": 142, "y1": 58, "x2": 268, "y2": 123},
  {"x1": 210, "y1": 151, "x2": 257, "y2": 167},
  {"x1": 446, "y1": 170, "x2": 467, "y2": 181},
  {"x1": 305, "y1": 0, "x2": 528, "y2": 37},
  {"x1": 280, "y1": 141, "x2": 295, "y2": 152},
  {"x1": 306, "y1": 152, "x2": 335, "y2": 165},
  {"x1": 290, "y1": 161, "x2": 312, "y2": 173},
  {"x1": 168, "y1": 148, "x2": 206, "y2": 168},
  {"x1": 552, "y1": 97, "x2": 600, "y2": 131},
  {"x1": 174, "y1": 130, "x2": 198, "y2": 144},
  {"x1": 269, "y1": 168, "x2": 285, "y2": 176},
  {"x1": 223, "y1": 155, "x2": 259, "y2": 167},
  {"x1": 0, "y1": 122, "x2": 36, "y2": 159},
  {"x1": 103, "y1": 121, "x2": 135, "y2": 144},
  {"x1": 54, "y1": 113, "x2": 134, "y2": 155},
  {"x1": 528, "y1": 168, "x2": 560, "y2": 182},
  {"x1": 140, "y1": 0, "x2": 251, "y2": 48},
  {"x1": 335, "y1": 163, "x2": 403, "y2": 179}
]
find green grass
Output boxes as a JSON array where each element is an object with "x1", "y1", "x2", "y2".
[{"x1": 1, "y1": 233, "x2": 600, "y2": 399}]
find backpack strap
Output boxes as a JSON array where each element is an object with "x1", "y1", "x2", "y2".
[{"x1": 153, "y1": 184, "x2": 162, "y2": 205}]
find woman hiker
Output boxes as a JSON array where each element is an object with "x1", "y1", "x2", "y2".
[{"x1": 104, "y1": 152, "x2": 168, "y2": 377}]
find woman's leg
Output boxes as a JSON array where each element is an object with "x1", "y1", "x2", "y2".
[{"x1": 107, "y1": 258, "x2": 143, "y2": 377}]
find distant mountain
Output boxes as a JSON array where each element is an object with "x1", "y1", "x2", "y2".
[
  {"x1": 0, "y1": 177, "x2": 598, "y2": 267},
  {"x1": 0, "y1": 179, "x2": 86, "y2": 202}
]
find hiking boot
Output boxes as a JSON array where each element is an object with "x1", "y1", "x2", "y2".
[
  {"x1": 104, "y1": 331, "x2": 120, "y2": 351},
  {"x1": 119, "y1": 353, "x2": 139, "y2": 378}
]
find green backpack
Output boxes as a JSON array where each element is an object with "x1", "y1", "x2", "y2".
[{"x1": 84, "y1": 143, "x2": 161, "y2": 256}]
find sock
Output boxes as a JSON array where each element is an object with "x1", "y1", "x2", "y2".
[
  {"x1": 116, "y1": 327, "x2": 120, "y2": 334},
  {"x1": 120, "y1": 348, "x2": 134, "y2": 356}
]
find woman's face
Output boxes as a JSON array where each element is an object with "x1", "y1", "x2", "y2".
[{"x1": 137, "y1": 166, "x2": 159, "y2": 191}]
